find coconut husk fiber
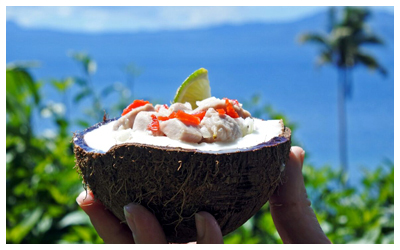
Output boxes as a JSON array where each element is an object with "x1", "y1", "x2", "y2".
[{"x1": 73, "y1": 120, "x2": 291, "y2": 243}]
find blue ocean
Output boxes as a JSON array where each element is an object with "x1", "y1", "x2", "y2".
[{"x1": 6, "y1": 11, "x2": 394, "y2": 185}]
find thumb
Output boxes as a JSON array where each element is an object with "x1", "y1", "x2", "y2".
[
  {"x1": 124, "y1": 203, "x2": 167, "y2": 244},
  {"x1": 195, "y1": 212, "x2": 224, "y2": 244}
]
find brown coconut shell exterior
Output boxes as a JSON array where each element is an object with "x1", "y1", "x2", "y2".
[{"x1": 73, "y1": 119, "x2": 291, "y2": 243}]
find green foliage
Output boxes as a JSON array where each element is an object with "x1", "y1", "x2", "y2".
[
  {"x1": 6, "y1": 65, "x2": 102, "y2": 243},
  {"x1": 6, "y1": 56, "x2": 393, "y2": 244},
  {"x1": 304, "y1": 162, "x2": 393, "y2": 243}
]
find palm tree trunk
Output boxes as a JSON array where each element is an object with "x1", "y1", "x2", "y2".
[
  {"x1": 338, "y1": 67, "x2": 349, "y2": 177},
  {"x1": 346, "y1": 67, "x2": 353, "y2": 100}
]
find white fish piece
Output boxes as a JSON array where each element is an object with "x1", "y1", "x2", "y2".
[
  {"x1": 199, "y1": 108, "x2": 242, "y2": 142},
  {"x1": 113, "y1": 103, "x2": 155, "y2": 130},
  {"x1": 133, "y1": 111, "x2": 165, "y2": 136},
  {"x1": 194, "y1": 97, "x2": 225, "y2": 112},
  {"x1": 132, "y1": 111, "x2": 156, "y2": 132},
  {"x1": 236, "y1": 117, "x2": 255, "y2": 136},
  {"x1": 169, "y1": 102, "x2": 192, "y2": 112},
  {"x1": 154, "y1": 104, "x2": 170, "y2": 116},
  {"x1": 193, "y1": 97, "x2": 251, "y2": 118},
  {"x1": 160, "y1": 118, "x2": 202, "y2": 143}
]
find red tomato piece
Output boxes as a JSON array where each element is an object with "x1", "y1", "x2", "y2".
[
  {"x1": 192, "y1": 110, "x2": 207, "y2": 121},
  {"x1": 122, "y1": 100, "x2": 150, "y2": 116},
  {"x1": 157, "y1": 116, "x2": 170, "y2": 121},
  {"x1": 225, "y1": 99, "x2": 239, "y2": 118},
  {"x1": 157, "y1": 111, "x2": 178, "y2": 122},
  {"x1": 147, "y1": 114, "x2": 160, "y2": 132},
  {"x1": 176, "y1": 110, "x2": 200, "y2": 126},
  {"x1": 223, "y1": 98, "x2": 239, "y2": 107},
  {"x1": 216, "y1": 108, "x2": 226, "y2": 115},
  {"x1": 168, "y1": 112, "x2": 178, "y2": 119}
]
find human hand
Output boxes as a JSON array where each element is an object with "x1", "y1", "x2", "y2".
[
  {"x1": 76, "y1": 146, "x2": 330, "y2": 244},
  {"x1": 269, "y1": 146, "x2": 331, "y2": 243},
  {"x1": 76, "y1": 190, "x2": 223, "y2": 244}
]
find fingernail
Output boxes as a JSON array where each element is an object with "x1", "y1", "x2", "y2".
[
  {"x1": 76, "y1": 190, "x2": 93, "y2": 206},
  {"x1": 124, "y1": 204, "x2": 137, "y2": 237},
  {"x1": 301, "y1": 150, "x2": 305, "y2": 162},
  {"x1": 195, "y1": 213, "x2": 206, "y2": 240}
]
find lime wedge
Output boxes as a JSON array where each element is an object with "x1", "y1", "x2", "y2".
[{"x1": 173, "y1": 68, "x2": 211, "y2": 109}]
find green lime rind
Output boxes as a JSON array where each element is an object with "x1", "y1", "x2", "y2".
[{"x1": 173, "y1": 68, "x2": 211, "y2": 109}]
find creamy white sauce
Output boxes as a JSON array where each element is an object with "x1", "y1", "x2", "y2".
[{"x1": 83, "y1": 119, "x2": 284, "y2": 154}]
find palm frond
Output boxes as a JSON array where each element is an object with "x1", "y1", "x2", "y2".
[
  {"x1": 355, "y1": 34, "x2": 384, "y2": 46},
  {"x1": 299, "y1": 33, "x2": 330, "y2": 48},
  {"x1": 332, "y1": 27, "x2": 352, "y2": 40},
  {"x1": 342, "y1": 7, "x2": 371, "y2": 32},
  {"x1": 316, "y1": 49, "x2": 333, "y2": 67},
  {"x1": 355, "y1": 52, "x2": 388, "y2": 76}
]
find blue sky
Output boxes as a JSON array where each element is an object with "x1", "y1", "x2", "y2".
[{"x1": 6, "y1": 6, "x2": 394, "y2": 33}]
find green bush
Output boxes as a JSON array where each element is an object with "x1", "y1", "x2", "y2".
[{"x1": 6, "y1": 60, "x2": 393, "y2": 244}]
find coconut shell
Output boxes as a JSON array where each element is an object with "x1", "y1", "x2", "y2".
[{"x1": 73, "y1": 119, "x2": 291, "y2": 243}]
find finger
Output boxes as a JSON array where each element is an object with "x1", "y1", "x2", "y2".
[
  {"x1": 290, "y1": 146, "x2": 305, "y2": 169},
  {"x1": 269, "y1": 146, "x2": 308, "y2": 207},
  {"x1": 269, "y1": 147, "x2": 331, "y2": 244},
  {"x1": 195, "y1": 212, "x2": 224, "y2": 244},
  {"x1": 76, "y1": 190, "x2": 135, "y2": 244},
  {"x1": 124, "y1": 203, "x2": 167, "y2": 244}
]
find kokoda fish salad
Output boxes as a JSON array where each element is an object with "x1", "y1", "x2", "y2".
[
  {"x1": 113, "y1": 97, "x2": 254, "y2": 143},
  {"x1": 83, "y1": 97, "x2": 285, "y2": 153}
]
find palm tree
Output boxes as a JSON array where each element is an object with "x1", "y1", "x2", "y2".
[{"x1": 299, "y1": 7, "x2": 387, "y2": 175}]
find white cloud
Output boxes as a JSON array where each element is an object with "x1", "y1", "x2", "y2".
[
  {"x1": 58, "y1": 6, "x2": 73, "y2": 17},
  {"x1": 6, "y1": 6, "x2": 393, "y2": 33}
]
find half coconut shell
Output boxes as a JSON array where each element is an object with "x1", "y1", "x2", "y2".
[{"x1": 73, "y1": 119, "x2": 291, "y2": 243}]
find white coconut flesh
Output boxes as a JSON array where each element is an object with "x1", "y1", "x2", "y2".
[{"x1": 83, "y1": 118, "x2": 284, "y2": 154}]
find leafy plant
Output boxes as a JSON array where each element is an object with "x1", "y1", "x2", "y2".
[{"x1": 6, "y1": 64, "x2": 102, "y2": 243}]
